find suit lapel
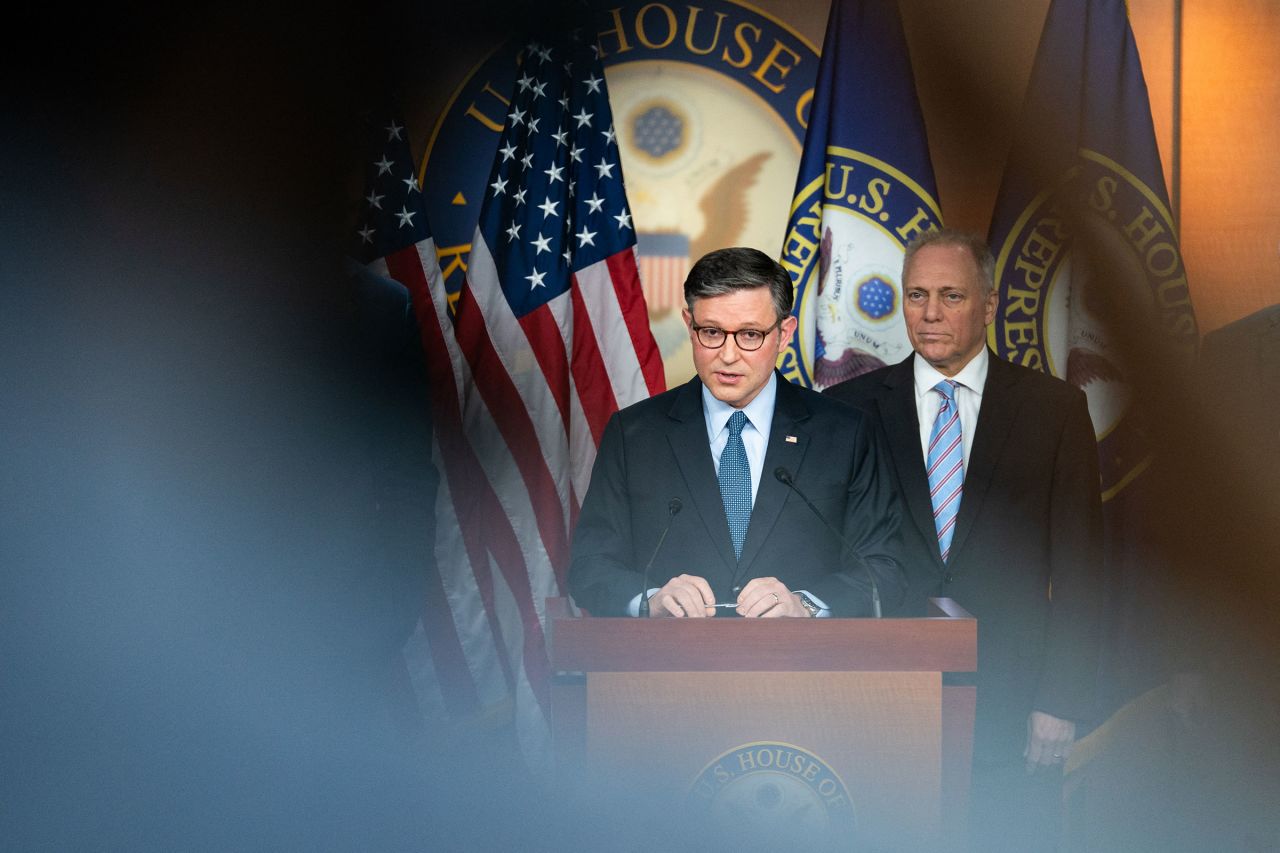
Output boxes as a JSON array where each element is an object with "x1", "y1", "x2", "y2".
[
  {"x1": 948, "y1": 352, "x2": 1022, "y2": 560},
  {"x1": 879, "y1": 357, "x2": 944, "y2": 568},
  {"x1": 736, "y1": 375, "x2": 809, "y2": 574},
  {"x1": 665, "y1": 377, "x2": 739, "y2": 576}
]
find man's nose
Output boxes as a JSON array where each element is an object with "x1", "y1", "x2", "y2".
[{"x1": 719, "y1": 336, "x2": 742, "y2": 361}]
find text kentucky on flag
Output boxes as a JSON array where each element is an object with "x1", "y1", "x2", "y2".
[
  {"x1": 985, "y1": 0, "x2": 1199, "y2": 714},
  {"x1": 778, "y1": 0, "x2": 942, "y2": 390}
]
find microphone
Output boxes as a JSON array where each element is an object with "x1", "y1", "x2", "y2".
[
  {"x1": 637, "y1": 498, "x2": 683, "y2": 617},
  {"x1": 773, "y1": 467, "x2": 882, "y2": 618}
]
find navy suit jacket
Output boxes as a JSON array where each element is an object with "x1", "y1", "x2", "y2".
[
  {"x1": 827, "y1": 353, "x2": 1104, "y2": 761},
  {"x1": 568, "y1": 373, "x2": 905, "y2": 618}
]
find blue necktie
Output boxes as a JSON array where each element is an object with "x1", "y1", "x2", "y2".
[
  {"x1": 719, "y1": 410, "x2": 751, "y2": 559},
  {"x1": 926, "y1": 380, "x2": 964, "y2": 562}
]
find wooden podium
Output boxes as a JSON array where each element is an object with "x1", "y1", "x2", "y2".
[{"x1": 548, "y1": 598, "x2": 976, "y2": 850}]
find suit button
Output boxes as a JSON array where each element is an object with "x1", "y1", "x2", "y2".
[{"x1": 944, "y1": 573, "x2": 955, "y2": 584}]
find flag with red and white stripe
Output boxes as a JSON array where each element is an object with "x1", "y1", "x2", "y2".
[{"x1": 355, "y1": 33, "x2": 663, "y2": 765}]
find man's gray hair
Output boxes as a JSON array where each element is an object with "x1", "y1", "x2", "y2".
[
  {"x1": 902, "y1": 229, "x2": 996, "y2": 295},
  {"x1": 683, "y1": 247, "x2": 794, "y2": 320}
]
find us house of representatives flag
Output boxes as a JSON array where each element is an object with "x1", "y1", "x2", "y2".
[
  {"x1": 986, "y1": 0, "x2": 1199, "y2": 712},
  {"x1": 357, "y1": 34, "x2": 664, "y2": 765},
  {"x1": 779, "y1": 0, "x2": 942, "y2": 390}
]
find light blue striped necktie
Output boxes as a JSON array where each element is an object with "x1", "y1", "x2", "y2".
[
  {"x1": 926, "y1": 380, "x2": 964, "y2": 562},
  {"x1": 719, "y1": 410, "x2": 751, "y2": 560}
]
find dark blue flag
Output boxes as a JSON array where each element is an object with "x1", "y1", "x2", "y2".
[
  {"x1": 779, "y1": 0, "x2": 941, "y2": 389},
  {"x1": 986, "y1": 0, "x2": 1200, "y2": 715}
]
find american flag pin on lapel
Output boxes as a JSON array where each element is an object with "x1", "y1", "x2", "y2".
[{"x1": 785, "y1": 435, "x2": 798, "y2": 444}]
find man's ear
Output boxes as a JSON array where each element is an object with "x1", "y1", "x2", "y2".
[
  {"x1": 983, "y1": 288, "x2": 998, "y2": 326},
  {"x1": 777, "y1": 314, "x2": 798, "y2": 352}
]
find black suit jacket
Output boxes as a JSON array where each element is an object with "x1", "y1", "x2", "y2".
[
  {"x1": 568, "y1": 373, "x2": 905, "y2": 617},
  {"x1": 827, "y1": 353, "x2": 1103, "y2": 761}
]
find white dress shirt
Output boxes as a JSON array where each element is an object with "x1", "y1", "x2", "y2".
[{"x1": 913, "y1": 348, "x2": 988, "y2": 475}]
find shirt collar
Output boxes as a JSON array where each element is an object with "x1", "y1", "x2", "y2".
[
  {"x1": 912, "y1": 346, "x2": 989, "y2": 400},
  {"x1": 702, "y1": 371, "x2": 778, "y2": 440}
]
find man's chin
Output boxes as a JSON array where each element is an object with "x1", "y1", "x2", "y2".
[
  {"x1": 711, "y1": 392, "x2": 744, "y2": 407},
  {"x1": 917, "y1": 346, "x2": 954, "y2": 367},
  {"x1": 708, "y1": 382, "x2": 749, "y2": 407}
]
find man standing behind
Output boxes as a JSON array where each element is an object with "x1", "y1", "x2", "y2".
[
  {"x1": 569, "y1": 247, "x2": 902, "y2": 619},
  {"x1": 827, "y1": 230, "x2": 1103, "y2": 849}
]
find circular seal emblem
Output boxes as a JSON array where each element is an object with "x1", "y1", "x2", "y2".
[
  {"x1": 688, "y1": 741, "x2": 856, "y2": 849},
  {"x1": 779, "y1": 148, "x2": 943, "y2": 389},
  {"x1": 991, "y1": 149, "x2": 1198, "y2": 499}
]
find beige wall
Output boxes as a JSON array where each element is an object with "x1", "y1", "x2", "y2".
[
  {"x1": 1180, "y1": 0, "x2": 1280, "y2": 332},
  {"x1": 419, "y1": 0, "x2": 1280, "y2": 334}
]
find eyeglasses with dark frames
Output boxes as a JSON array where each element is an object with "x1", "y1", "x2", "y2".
[{"x1": 689, "y1": 319, "x2": 782, "y2": 352}]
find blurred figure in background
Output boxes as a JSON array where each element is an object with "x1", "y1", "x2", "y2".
[
  {"x1": 0, "y1": 6, "x2": 555, "y2": 850},
  {"x1": 1055, "y1": 220, "x2": 1280, "y2": 852}
]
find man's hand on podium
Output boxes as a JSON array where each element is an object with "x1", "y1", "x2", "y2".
[
  {"x1": 736, "y1": 576, "x2": 810, "y2": 618},
  {"x1": 645, "y1": 574, "x2": 813, "y2": 617},
  {"x1": 646, "y1": 574, "x2": 716, "y2": 617}
]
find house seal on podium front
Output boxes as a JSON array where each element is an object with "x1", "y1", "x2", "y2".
[{"x1": 689, "y1": 741, "x2": 856, "y2": 849}]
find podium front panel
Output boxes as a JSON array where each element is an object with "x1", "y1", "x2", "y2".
[{"x1": 585, "y1": 670, "x2": 942, "y2": 848}]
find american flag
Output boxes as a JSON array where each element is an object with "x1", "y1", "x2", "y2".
[
  {"x1": 352, "y1": 119, "x2": 499, "y2": 729},
  {"x1": 355, "y1": 33, "x2": 663, "y2": 764}
]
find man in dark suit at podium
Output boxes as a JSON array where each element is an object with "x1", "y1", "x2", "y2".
[
  {"x1": 826, "y1": 230, "x2": 1103, "y2": 850},
  {"x1": 568, "y1": 248, "x2": 903, "y2": 619}
]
